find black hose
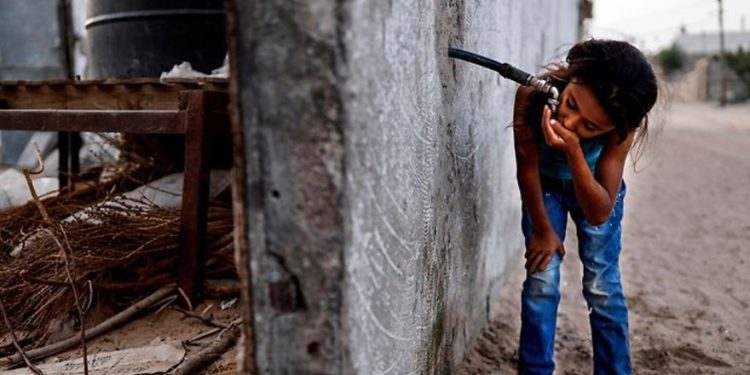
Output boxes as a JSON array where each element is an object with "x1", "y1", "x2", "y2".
[{"x1": 448, "y1": 47, "x2": 532, "y2": 86}]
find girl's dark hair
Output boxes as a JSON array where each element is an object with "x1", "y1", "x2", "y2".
[
  {"x1": 519, "y1": 40, "x2": 659, "y2": 163},
  {"x1": 553, "y1": 39, "x2": 659, "y2": 146}
]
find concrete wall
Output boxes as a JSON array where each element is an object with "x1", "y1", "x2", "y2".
[{"x1": 235, "y1": 0, "x2": 582, "y2": 373}]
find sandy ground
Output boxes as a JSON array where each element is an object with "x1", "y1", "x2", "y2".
[
  {"x1": 32, "y1": 297, "x2": 240, "y2": 375},
  {"x1": 460, "y1": 101, "x2": 750, "y2": 374}
]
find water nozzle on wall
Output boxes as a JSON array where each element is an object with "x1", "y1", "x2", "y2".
[{"x1": 448, "y1": 47, "x2": 559, "y2": 113}]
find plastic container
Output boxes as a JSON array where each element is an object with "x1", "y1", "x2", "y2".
[{"x1": 84, "y1": 0, "x2": 226, "y2": 79}]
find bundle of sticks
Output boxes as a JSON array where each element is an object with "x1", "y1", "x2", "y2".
[
  {"x1": 0, "y1": 200, "x2": 235, "y2": 347},
  {"x1": 0, "y1": 144, "x2": 236, "y2": 351}
]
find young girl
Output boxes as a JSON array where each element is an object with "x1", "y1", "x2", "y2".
[{"x1": 512, "y1": 40, "x2": 658, "y2": 374}]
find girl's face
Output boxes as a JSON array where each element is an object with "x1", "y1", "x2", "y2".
[{"x1": 557, "y1": 82, "x2": 616, "y2": 139}]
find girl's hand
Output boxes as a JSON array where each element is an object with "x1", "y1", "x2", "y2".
[
  {"x1": 542, "y1": 105, "x2": 580, "y2": 153},
  {"x1": 525, "y1": 227, "x2": 566, "y2": 273}
]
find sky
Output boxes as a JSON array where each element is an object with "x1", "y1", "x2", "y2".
[{"x1": 587, "y1": 0, "x2": 750, "y2": 53}]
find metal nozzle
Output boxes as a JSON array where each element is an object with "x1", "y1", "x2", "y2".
[{"x1": 526, "y1": 78, "x2": 559, "y2": 113}]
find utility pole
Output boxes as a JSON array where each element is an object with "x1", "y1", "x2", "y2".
[{"x1": 718, "y1": 0, "x2": 727, "y2": 106}]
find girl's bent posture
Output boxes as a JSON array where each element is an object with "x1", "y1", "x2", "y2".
[{"x1": 513, "y1": 40, "x2": 658, "y2": 375}]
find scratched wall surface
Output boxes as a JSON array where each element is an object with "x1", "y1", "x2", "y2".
[
  {"x1": 235, "y1": 1, "x2": 348, "y2": 373},
  {"x1": 342, "y1": 0, "x2": 581, "y2": 373},
  {"x1": 235, "y1": 0, "x2": 581, "y2": 373}
]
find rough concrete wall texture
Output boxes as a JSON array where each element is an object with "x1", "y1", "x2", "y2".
[
  {"x1": 236, "y1": 0, "x2": 581, "y2": 373},
  {"x1": 343, "y1": 0, "x2": 580, "y2": 373},
  {"x1": 236, "y1": 1, "x2": 346, "y2": 373}
]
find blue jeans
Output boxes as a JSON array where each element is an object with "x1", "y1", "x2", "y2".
[{"x1": 519, "y1": 177, "x2": 631, "y2": 375}]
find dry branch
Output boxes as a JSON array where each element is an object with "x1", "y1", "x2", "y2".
[
  {"x1": 170, "y1": 325, "x2": 239, "y2": 375},
  {"x1": 0, "y1": 139, "x2": 236, "y2": 359},
  {"x1": 0, "y1": 298, "x2": 43, "y2": 374},
  {"x1": 0, "y1": 203, "x2": 234, "y2": 345},
  {"x1": 0, "y1": 286, "x2": 175, "y2": 368},
  {"x1": 174, "y1": 307, "x2": 228, "y2": 329},
  {"x1": 204, "y1": 280, "x2": 241, "y2": 298},
  {"x1": 24, "y1": 143, "x2": 89, "y2": 375}
]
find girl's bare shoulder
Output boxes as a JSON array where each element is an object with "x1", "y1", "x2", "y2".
[{"x1": 600, "y1": 130, "x2": 636, "y2": 161}]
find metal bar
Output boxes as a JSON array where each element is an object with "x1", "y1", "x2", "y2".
[
  {"x1": 70, "y1": 131, "x2": 82, "y2": 185},
  {"x1": 0, "y1": 79, "x2": 228, "y2": 110},
  {"x1": 57, "y1": 131, "x2": 81, "y2": 192},
  {"x1": 0, "y1": 110, "x2": 185, "y2": 133},
  {"x1": 58, "y1": 0, "x2": 75, "y2": 80},
  {"x1": 58, "y1": 131, "x2": 70, "y2": 190},
  {"x1": 178, "y1": 91, "x2": 211, "y2": 305}
]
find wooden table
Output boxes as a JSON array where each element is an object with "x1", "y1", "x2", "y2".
[{"x1": 0, "y1": 78, "x2": 232, "y2": 303}]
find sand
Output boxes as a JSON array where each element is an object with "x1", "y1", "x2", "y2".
[
  {"x1": 461, "y1": 101, "x2": 750, "y2": 374},
  {"x1": 29, "y1": 298, "x2": 239, "y2": 375}
]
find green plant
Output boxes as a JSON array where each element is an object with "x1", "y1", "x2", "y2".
[
  {"x1": 656, "y1": 43, "x2": 686, "y2": 76},
  {"x1": 724, "y1": 47, "x2": 750, "y2": 100}
]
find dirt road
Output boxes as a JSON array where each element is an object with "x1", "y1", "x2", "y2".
[{"x1": 461, "y1": 102, "x2": 750, "y2": 374}]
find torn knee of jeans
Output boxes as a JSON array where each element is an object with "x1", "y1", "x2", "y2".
[
  {"x1": 583, "y1": 280, "x2": 611, "y2": 309},
  {"x1": 524, "y1": 274, "x2": 559, "y2": 299},
  {"x1": 580, "y1": 221, "x2": 619, "y2": 236}
]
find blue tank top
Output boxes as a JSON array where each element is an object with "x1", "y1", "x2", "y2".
[{"x1": 538, "y1": 136, "x2": 605, "y2": 179}]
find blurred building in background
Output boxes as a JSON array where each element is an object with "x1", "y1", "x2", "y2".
[{"x1": 671, "y1": 30, "x2": 750, "y2": 102}]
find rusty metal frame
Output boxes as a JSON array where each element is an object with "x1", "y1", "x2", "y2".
[
  {"x1": 0, "y1": 84, "x2": 229, "y2": 304},
  {"x1": 0, "y1": 110, "x2": 185, "y2": 133}
]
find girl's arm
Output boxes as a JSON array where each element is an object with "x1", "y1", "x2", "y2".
[
  {"x1": 513, "y1": 88, "x2": 551, "y2": 232},
  {"x1": 541, "y1": 106, "x2": 634, "y2": 225},
  {"x1": 513, "y1": 87, "x2": 566, "y2": 273},
  {"x1": 567, "y1": 131, "x2": 633, "y2": 225}
]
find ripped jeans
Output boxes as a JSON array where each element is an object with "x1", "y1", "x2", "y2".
[{"x1": 519, "y1": 177, "x2": 631, "y2": 375}]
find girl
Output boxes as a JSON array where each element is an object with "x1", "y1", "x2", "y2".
[{"x1": 512, "y1": 39, "x2": 658, "y2": 375}]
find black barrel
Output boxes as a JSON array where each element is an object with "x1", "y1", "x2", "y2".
[{"x1": 85, "y1": 0, "x2": 226, "y2": 79}]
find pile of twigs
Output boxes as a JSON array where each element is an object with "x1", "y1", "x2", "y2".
[
  {"x1": 0, "y1": 198, "x2": 235, "y2": 347},
  {"x1": 0, "y1": 164, "x2": 170, "y2": 258},
  {"x1": 0, "y1": 179, "x2": 122, "y2": 257},
  {"x1": 0, "y1": 139, "x2": 238, "y2": 375}
]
